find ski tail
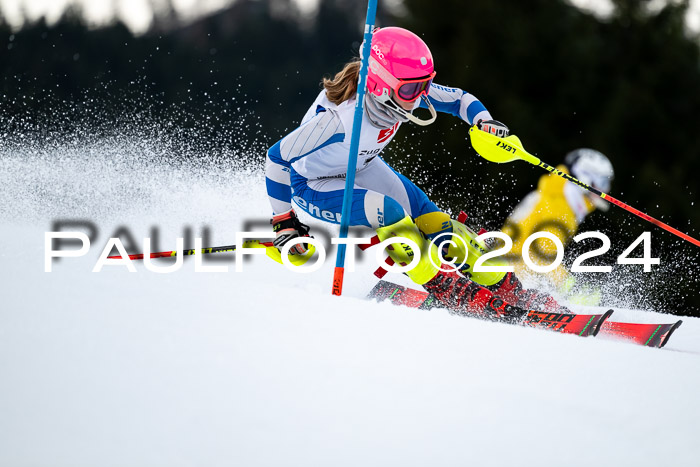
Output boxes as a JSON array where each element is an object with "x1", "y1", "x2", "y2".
[
  {"x1": 599, "y1": 320, "x2": 683, "y2": 348},
  {"x1": 594, "y1": 310, "x2": 615, "y2": 337}
]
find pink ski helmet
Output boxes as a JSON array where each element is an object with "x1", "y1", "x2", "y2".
[{"x1": 367, "y1": 27, "x2": 437, "y2": 125}]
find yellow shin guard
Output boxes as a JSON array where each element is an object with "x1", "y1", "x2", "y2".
[
  {"x1": 375, "y1": 216, "x2": 441, "y2": 285},
  {"x1": 444, "y1": 220, "x2": 507, "y2": 287},
  {"x1": 414, "y1": 211, "x2": 507, "y2": 287}
]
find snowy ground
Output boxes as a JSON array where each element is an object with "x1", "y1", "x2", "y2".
[{"x1": 1, "y1": 142, "x2": 700, "y2": 467}]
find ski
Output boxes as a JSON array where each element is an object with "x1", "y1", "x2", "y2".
[
  {"x1": 599, "y1": 320, "x2": 682, "y2": 348},
  {"x1": 368, "y1": 280, "x2": 611, "y2": 337},
  {"x1": 368, "y1": 280, "x2": 682, "y2": 347}
]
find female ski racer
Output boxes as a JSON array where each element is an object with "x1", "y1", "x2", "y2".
[{"x1": 265, "y1": 26, "x2": 569, "y2": 319}]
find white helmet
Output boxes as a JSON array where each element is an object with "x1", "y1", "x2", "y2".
[{"x1": 565, "y1": 148, "x2": 614, "y2": 211}]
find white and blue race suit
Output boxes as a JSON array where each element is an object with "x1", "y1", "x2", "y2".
[{"x1": 265, "y1": 83, "x2": 493, "y2": 229}]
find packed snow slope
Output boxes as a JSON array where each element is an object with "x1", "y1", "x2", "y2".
[{"x1": 1, "y1": 140, "x2": 700, "y2": 467}]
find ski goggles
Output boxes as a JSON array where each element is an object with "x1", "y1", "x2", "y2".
[{"x1": 369, "y1": 56, "x2": 436, "y2": 103}]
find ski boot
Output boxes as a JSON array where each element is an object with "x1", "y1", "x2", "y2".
[
  {"x1": 423, "y1": 268, "x2": 529, "y2": 323},
  {"x1": 377, "y1": 215, "x2": 535, "y2": 322},
  {"x1": 486, "y1": 271, "x2": 571, "y2": 314},
  {"x1": 375, "y1": 215, "x2": 443, "y2": 285},
  {"x1": 415, "y1": 211, "x2": 571, "y2": 314},
  {"x1": 416, "y1": 211, "x2": 506, "y2": 286}
]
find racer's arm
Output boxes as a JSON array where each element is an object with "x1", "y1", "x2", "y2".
[
  {"x1": 419, "y1": 82, "x2": 493, "y2": 125},
  {"x1": 265, "y1": 108, "x2": 344, "y2": 214}
]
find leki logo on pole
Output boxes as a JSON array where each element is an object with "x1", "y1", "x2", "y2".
[{"x1": 496, "y1": 141, "x2": 517, "y2": 154}]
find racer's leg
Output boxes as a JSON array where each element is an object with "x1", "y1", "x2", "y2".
[
  {"x1": 290, "y1": 169, "x2": 406, "y2": 228},
  {"x1": 354, "y1": 157, "x2": 442, "y2": 222},
  {"x1": 375, "y1": 215, "x2": 538, "y2": 320},
  {"x1": 355, "y1": 160, "x2": 523, "y2": 291},
  {"x1": 293, "y1": 165, "x2": 568, "y2": 314},
  {"x1": 354, "y1": 159, "x2": 507, "y2": 284}
]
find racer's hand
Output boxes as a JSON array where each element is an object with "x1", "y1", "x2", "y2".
[
  {"x1": 271, "y1": 209, "x2": 312, "y2": 255},
  {"x1": 477, "y1": 119, "x2": 510, "y2": 138}
]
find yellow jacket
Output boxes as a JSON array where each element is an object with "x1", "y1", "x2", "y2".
[{"x1": 502, "y1": 165, "x2": 595, "y2": 287}]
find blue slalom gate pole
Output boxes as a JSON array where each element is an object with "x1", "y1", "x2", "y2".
[{"x1": 332, "y1": 0, "x2": 378, "y2": 296}]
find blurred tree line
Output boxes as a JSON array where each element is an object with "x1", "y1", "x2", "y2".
[{"x1": 1, "y1": 0, "x2": 698, "y2": 315}]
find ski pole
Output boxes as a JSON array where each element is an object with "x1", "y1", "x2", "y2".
[
  {"x1": 332, "y1": 0, "x2": 378, "y2": 296},
  {"x1": 468, "y1": 126, "x2": 700, "y2": 248},
  {"x1": 108, "y1": 239, "x2": 316, "y2": 268},
  {"x1": 108, "y1": 242, "x2": 272, "y2": 260}
]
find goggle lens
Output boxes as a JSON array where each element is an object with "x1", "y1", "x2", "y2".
[{"x1": 396, "y1": 78, "x2": 432, "y2": 101}]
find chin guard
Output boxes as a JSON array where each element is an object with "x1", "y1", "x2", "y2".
[{"x1": 375, "y1": 92, "x2": 437, "y2": 126}]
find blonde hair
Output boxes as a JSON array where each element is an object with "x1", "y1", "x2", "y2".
[{"x1": 322, "y1": 60, "x2": 361, "y2": 105}]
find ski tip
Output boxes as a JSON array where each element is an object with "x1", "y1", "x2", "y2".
[
  {"x1": 659, "y1": 319, "x2": 683, "y2": 349},
  {"x1": 591, "y1": 309, "x2": 615, "y2": 337}
]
